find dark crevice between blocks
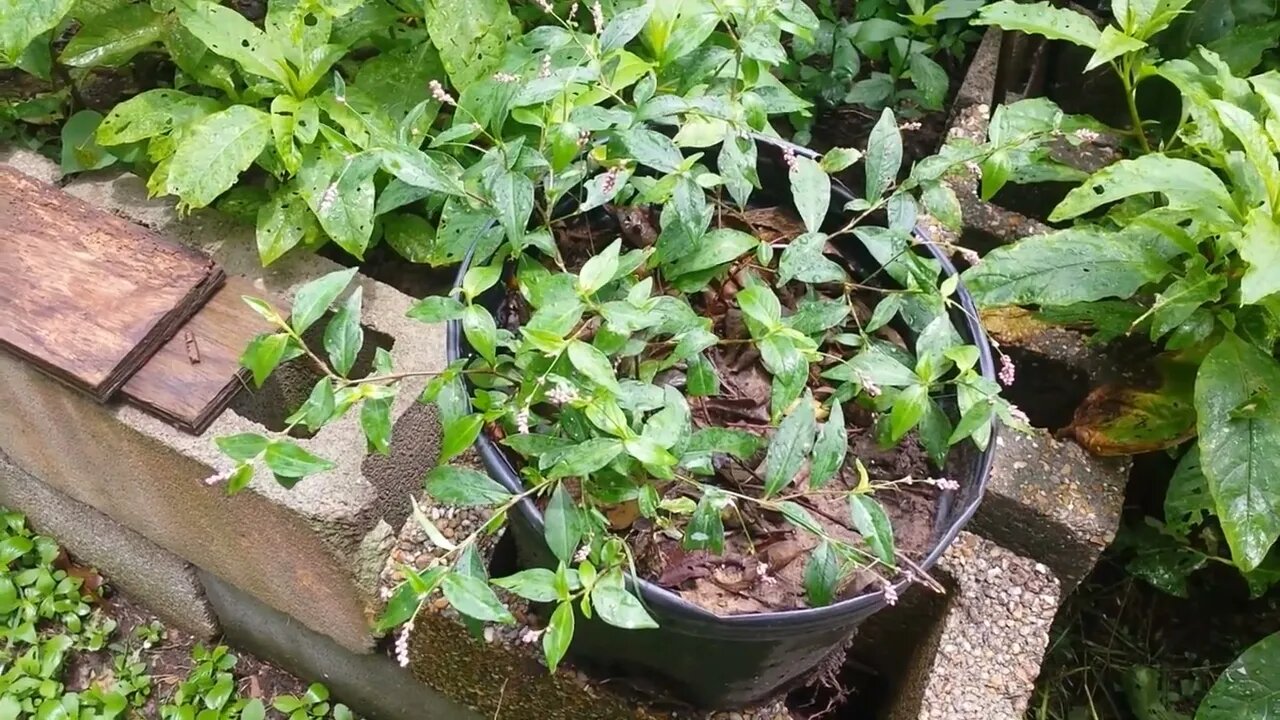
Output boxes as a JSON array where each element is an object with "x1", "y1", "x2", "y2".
[
  {"x1": 999, "y1": 346, "x2": 1091, "y2": 431},
  {"x1": 230, "y1": 319, "x2": 395, "y2": 437}
]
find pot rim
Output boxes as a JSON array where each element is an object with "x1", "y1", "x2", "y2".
[{"x1": 445, "y1": 136, "x2": 997, "y2": 632}]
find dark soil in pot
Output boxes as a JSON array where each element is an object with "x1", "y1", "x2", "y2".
[{"x1": 448, "y1": 139, "x2": 997, "y2": 710}]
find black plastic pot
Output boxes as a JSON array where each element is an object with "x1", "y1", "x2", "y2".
[{"x1": 446, "y1": 138, "x2": 997, "y2": 710}]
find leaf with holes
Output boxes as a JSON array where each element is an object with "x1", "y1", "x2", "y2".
[{"x1": 165, "y1": 105, "x2": 271, "y2": 210}]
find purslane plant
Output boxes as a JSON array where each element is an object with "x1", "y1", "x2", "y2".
[{"x1": 207, "y1": 4, "x2": 1035, "y2": 674}]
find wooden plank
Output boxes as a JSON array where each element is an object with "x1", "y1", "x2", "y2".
[
  {"x1": 122, "y1": 277, "x2": 282, "y2": 434},
  {"x1": 0, "y1": 167, "x2": 224, "y2": 401}
]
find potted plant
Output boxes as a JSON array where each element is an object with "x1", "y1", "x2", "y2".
[{"x1": 208, "y1": 1, "x2": 1028, "y2": 710}]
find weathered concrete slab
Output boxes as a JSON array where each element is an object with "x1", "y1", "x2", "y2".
[
  {"x1": 0, "y1": 150, "x2": 447, "y2": 652},
  {"x1": 0, "y1": 452, "x2": 219, "y2": 639},
  {"x1": 199, "y1": 569, "x2": 480, "y2": 720}
]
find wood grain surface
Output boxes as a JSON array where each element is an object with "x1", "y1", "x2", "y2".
[
  {"x1": 123, "y1": 277, "x2": 281, "y2": 434},
  {"x1": 0, "y1": 166, "x2": 224, "y2": 401}
]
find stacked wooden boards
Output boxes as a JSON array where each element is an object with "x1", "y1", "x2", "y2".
[{"x1": 0, "y1": 166, "x2": 272, "y2": 433}]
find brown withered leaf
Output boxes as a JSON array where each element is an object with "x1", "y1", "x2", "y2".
[{"x1": 1065, "y1": 354, "x2": 1198, "y2": 456}]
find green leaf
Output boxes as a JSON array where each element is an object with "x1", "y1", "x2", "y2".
[
  {"x1": 361, "y1": 396, "x2": 393, "y2": 454},
  {"x1": 292, "y1": 268, "x2": 359, "y2": 335},
  {"x1": 889, "y1": 384, "x2": 929, "y2": 443},
  {"x1": 1085, "y1": 26, "x2": 1147, "y2": 71},
  {"x1": 1165, "y1": 446, "x2": 1212, "y2": 539},
  {"x1": 257, "y1": 184, "x2": 320, "y2": 266},
  {"x1": 849, "y1": 494, "x2": 896, "y2": 567},
  {"x1": 263, "y1": 440, "x2": 335, "y2": 479},
  {"x1": 1195, "y1": 335, "x2": 1280, "y2": 571},
  {"x1": 737, "y1": 284, "x2": 783, "y2": 329},
  {"x1": 810, "y1": 402, "x2": 847, "y2": 488},
  {"x1": 666, "y1": 229, "x2": 757, "y2": 277},
  {"x1": 686, "y1": 354, "x2": 720, "y2": 396},
  {"x1": 408, "y1": 296, "x2": 466, "y2": 323},
  {"x1": 685, "y1": 490, "x2": 726, "y2": 552},
  {"x1": 96, "y1": 89, "x2": 222, "y2": 146},
  {"x1": 300, "y1": 149, "x2": 380, "y2": 259},
  {"x1": 241, "y1": 333, "x2": 292, "y2": 387},
  {"x1": 620, "y1": 126, "x2": 683, "y2": 173},
  {"x1": 0, "y1": 0, "x2": 75, "y2": 64},
  {"x1": 0, "y1": 536, "x2": 33, "y2": 566},
  {"x1": 568, "y1": 340, "x2": 621, "y2": 393},
  {"x1": 1150, "y1": 260, "x2": 1226, "y2": 339},
  {"x1": 175, "y1": 0, "x2": 290, "y2": 86},
  {"x1": 962, "y1": 228, "x2": 1173, "y2": 308},
  {"x1": 462, "y1": 305, "x2": 499, "y2": 364},
  {"x1": 778, "y1": 232, "x2": 847, "y2": 285},
  {"x1": 821, "y1": 147, "x2": 863, "y2": 173},
  {"x1": 1236, "y1": 209, "x2": 1280, "y2": 305},
  {"x1": 492, "y1": 568, "x2": 559, "y2": 602},
  {"x1": 546, "y1": 438, "x2": 623, "y2": 478},
  {"x1": 441, "y1": 572, "x2": 514, "y2": 623},
  {"x1": 579, "y1": 239, "x2": 622, "y2": 296},
  {"x1": 589, "y1": 570, "x2": 657, "y2": 629},
  {"x1": 378, "y1": 147, "x2": 465, "y2": 196},
  {"x1": 908, "y1": 53, "x2": 949, "y2": 108},
  {"x1": 425, "y1": 466, "x2": 512, "y2": 506},
  {"x1": 600, "y1": 1, "x2": 653, "y2": 51},
  {"x1": 59, "y1": 110, "x2": 115, "y2": 174},
  {"x1": 295, "y1": 379, "x2": 336, "y2": 432},
  {"x1": 974, "y1": 1, "x2": 1102, "y2": 48},
  {"x1": 804, "y1": 540, "x2": 840, "y2": 606},
  {"x1": 423, "y1": 0, "x2": 519, "y2": 90},
  {"x1": 544, "y1": 483, "x2": 581, "y2": 563},
  {"x1": 60, "y1": 3, "x2": 164, "y2": 67},
  {"x1": 686, "y1": 428, "x2": 762, "y2": 459},
  {"x1": 165, "y1": 105, "x2": 272, "y2": 210},
  {"x1": 1050, "y1": 155, "x2": 1237, "y2": 223},
  {"x1": 764, "y1": 395, "x2": 817, "y2": 497},
  {"x1": 216, "y1": 432, "x2": 270, "y2": 461},
  {"x1": 542, "y1": 601, "x2": 576, "y2": 672},
  {"x1": 439, "y1": 414, "x2": 482, "y2": 464},
  {"x1": 324, "y1": 286, "x2": 364, "y2": 377},
  {"x1": 789, "y1": 155, "x2": 831, "y2": 234},
  {"x1": 485, "y1": 167, "x2": 534, "y2": 246},
  {"x1": 1195, "y1": 631, "x2": 1280, "y2": 720},
  {"x1": 865, "y1": 109, "x2": 903, "y2": 201}
]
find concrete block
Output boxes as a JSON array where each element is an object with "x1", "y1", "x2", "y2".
[
  {"x1": 0, "y1": 452, "x2": 219, "y2": 639},
  {"x1": 880, "y1": 533, "x2": 1060, "y2": 720},
  {"x1": 975, "y1": 431, "x2": 1127, "y2": 590},
  {"x1": 199, "y1": 569, "x2": 480, "y2": 720},
  {"x1": 0, "y1": 151, "x2": 447, "y2": 652}
]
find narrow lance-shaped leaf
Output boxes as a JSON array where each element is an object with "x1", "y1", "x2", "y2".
[
  {"x1": 324, "y1": 286, "x2": 364, "y2": 377},
  {"x1": 865, "y1": 108, "x2": 903, "y2": 201},
  {"x1": 764, "y1": 395, "x2": 817, "y2": 496},
  {"x1": 849, "y1": 494, "x2": 896, "y2": 567},
  {"x1": 804, "y1": 540, "x2": 841, "y2": 606},
  {"x1": 809, "y1": 402, "x2": 847, "y2": 488}
]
